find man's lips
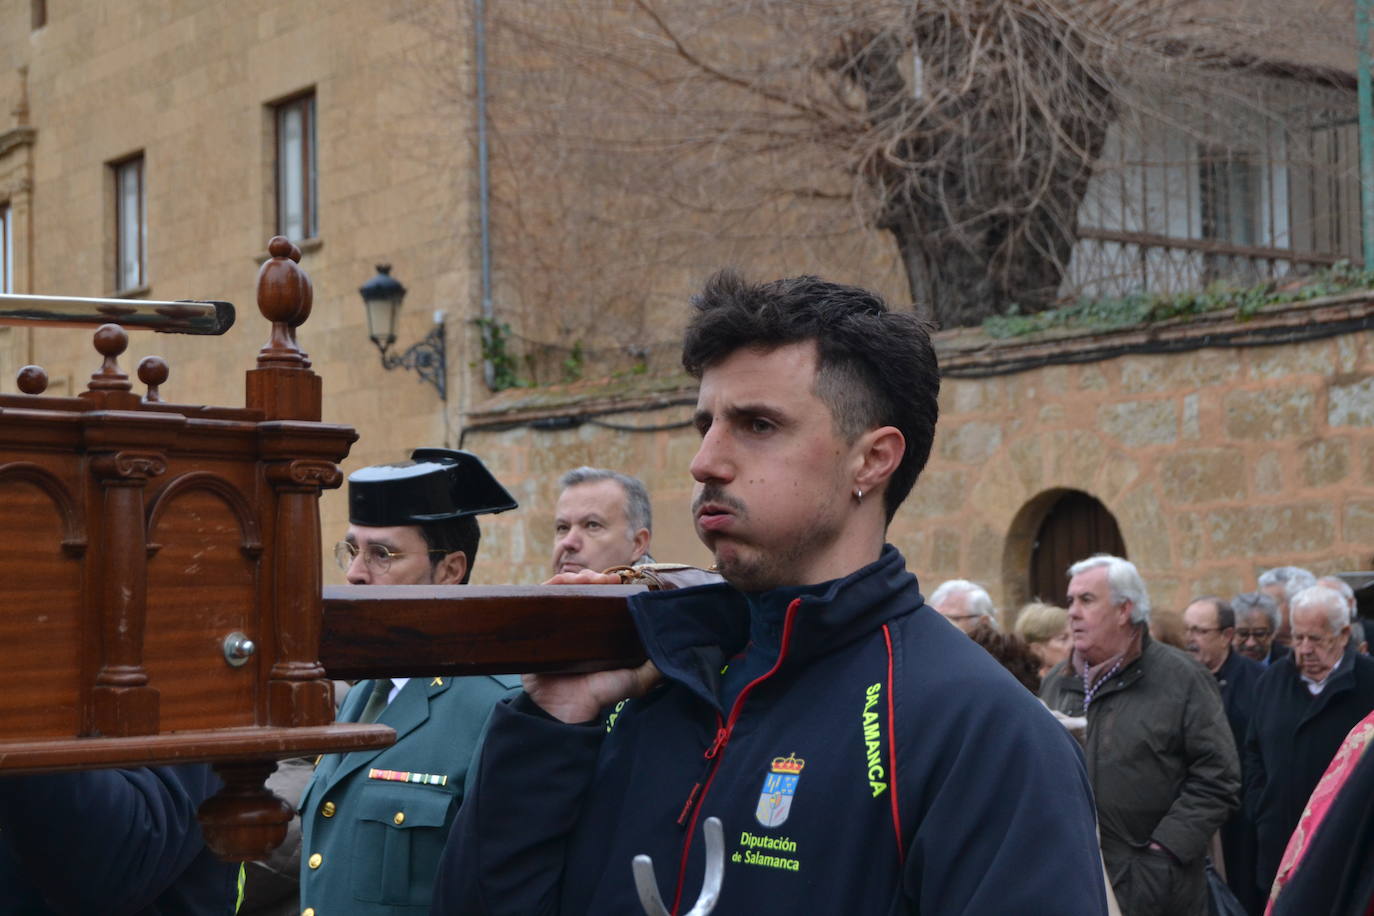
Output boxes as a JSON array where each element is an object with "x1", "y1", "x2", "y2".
[{"x1": 695, "y1": 504, "x2": 735, "y2": 532}]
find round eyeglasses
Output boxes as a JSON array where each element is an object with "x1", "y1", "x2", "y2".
[
  {"x1": 334, "y1": 540, "x2": 447, "y2": 575},
  {"x1": 1234, "y1": 628, "x2": 1272, "y2": 641}
]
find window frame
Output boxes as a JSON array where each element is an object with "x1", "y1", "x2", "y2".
[
  {"x1": 1, "y1": 202, "x2": 11, "y2": 294},
  {"x1": 274, "y1": 92, "x2": 318, "y2": 242},
  {"x1": 112, "y1": 154, "x2": 146, "y2": 293},
  {"x1": 1199, "y1": 145, "x2": 1261, "y2": 249}
]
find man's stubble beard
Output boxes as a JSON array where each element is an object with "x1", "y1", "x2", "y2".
[{"x1": 697, "y1": 485, "x2": 847, "y2": 593}]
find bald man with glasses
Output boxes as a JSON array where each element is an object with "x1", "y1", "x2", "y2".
[{"x1": 297, "y1": 449, "x2": 522, "y2": 916}]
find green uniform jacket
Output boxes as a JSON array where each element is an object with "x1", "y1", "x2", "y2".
[{"x1": 298, "y1": 674, "x2": 520, "y2": 915}]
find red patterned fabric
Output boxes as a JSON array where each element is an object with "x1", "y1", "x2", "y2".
[{"x1": 1265, "y1": 710, "x2": 1374, "y2": 914}]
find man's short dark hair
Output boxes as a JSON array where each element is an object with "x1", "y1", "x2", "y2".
[
  {"x1": 418, "y1": 516, "x2": 480, "y2": 584},
  {"x1": 681, "y1": 270, "x2": 940, "y2": 522},
  {"x1": 1190, "y1": 596, "x2": 1235, "y2": 631}
]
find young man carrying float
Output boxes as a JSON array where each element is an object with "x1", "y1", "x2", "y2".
[{"x1": 434, "y1": 272, "x2": 1109, "y2": 915}]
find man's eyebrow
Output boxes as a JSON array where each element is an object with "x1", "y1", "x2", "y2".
[{"x1": 724, "y1": 403, "x2": 786, "y2": 421}]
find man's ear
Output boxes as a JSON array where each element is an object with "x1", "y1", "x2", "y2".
[
  {"x1": 1116, "y1": 600, "x2": 1135, "y2": 628},
  {"x1": 433, "y1": 551, "x2": 468, "y2": 585},
  {"x1": 852, "y1": 425, "x2": 905, "y2": 496},
  {"x1": 631, "y1": 528, "x2": 651, "y2": 562}
]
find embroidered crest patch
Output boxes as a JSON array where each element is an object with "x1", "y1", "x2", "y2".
[{"x1": 754, "y1": 753, "x2": 805, "y2": 827}]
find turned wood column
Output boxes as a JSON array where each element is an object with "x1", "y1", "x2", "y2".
[
  {"x1": 263, "y1": 455, "x2": 342, "y2": 727},
  {"x1": 248, "y1": 238, "x2": 355, "y2": 727},
  {"x1": 79, "y1": 324, "x2": 182, "y2": 737},
  {"x1": 88, "y1": 450, "x2": 167, "y2": 736}
]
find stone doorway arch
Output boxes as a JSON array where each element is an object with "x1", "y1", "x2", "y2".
[{"x1": 1003, "y1": 489, "x2": 1128, "y2": 616}]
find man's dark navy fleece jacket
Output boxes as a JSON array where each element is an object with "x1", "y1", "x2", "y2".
[
  {"x1": 432, "y1": 546, "x2": 1109, "y2": 915},
  {"x1": 0, "y1": 764, "x2": 237, "y2": 914}
]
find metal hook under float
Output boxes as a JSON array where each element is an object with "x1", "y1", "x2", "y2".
[{"x1": 632, "y1": 816, "x2": 724, "y2": 916}]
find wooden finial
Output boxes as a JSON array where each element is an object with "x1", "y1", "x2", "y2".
[
  {"x1": 87, "y1": 324, "x2": 132, "y2": 392},
  {"x1": 16, "y1": 365, "x2": 47, "y2": 395},
  {"x1": 137, "y1": 356, "x2": 169, "y2": 402},
  {"x1": 255, "y1": 236, "x2": 313, "y2": 369}
]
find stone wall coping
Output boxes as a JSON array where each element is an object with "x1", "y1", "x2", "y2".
[
  {"x1": 465, "y1": 289, "x2": 1374, "y2": 426},
  {"x1": 466, "y1": 371, "x2": 697, "y2": 428},
  {"x1": 938, "y1": 289, "x2": 1374, "y2": 378}
]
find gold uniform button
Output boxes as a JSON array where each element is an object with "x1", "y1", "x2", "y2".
[
  {"x1": 393, "y1": 811, "x2": 405, "y2": 825},
  {"x1": 321, "y1": 801, "x2": 336, "y2": 818},
  {"x1": 303, "y1": 910, "x2": 315, "y2": 916},
  {"x1": 308, "y1": 853, "x2": 323, "y2": 869}
]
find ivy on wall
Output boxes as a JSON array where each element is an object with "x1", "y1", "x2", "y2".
[{"x1": 983, "y1": 262, "x2": 1374, "y2": 340}]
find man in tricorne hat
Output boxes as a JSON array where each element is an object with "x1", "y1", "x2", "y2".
[{"x1": 295, "y1": 449, "x2": 520, "y2": 916}]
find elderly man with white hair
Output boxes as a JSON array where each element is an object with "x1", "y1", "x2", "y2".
[
  {"x1": 929, "y1": 578, "x2": 997, "y2": 634},
  {"x1": 1041, "y1": 554, "x2": 1239, "y2": 916},
  {"x1": 1244, "y1": 583, "x2": 1374, "y2": 905}
]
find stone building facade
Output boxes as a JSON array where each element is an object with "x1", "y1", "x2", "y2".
[
  {"x1": 467, "y1": 294, "x2": 1374, "y2": 620},
  {"x1": 0, "y1": 1, "x2": 911, "y2": 576},
  {"x1": 0, "y1": 1, "x2": 487, "y2": 566},
  {"x1": 3, "y1": 1, "x2": 1370, "y2": 603}
]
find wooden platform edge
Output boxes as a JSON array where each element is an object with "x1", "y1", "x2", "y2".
[{"x1": 0, "y1": 724, "x2": 395, "y2": 774}]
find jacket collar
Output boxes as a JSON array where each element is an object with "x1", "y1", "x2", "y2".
[
  {"x1": 627, "y1": 544, "x2": 923, "y2": 708},
  {"x1": 1215, "y1": 647, "x2": 1248, "y2": 684},
  {"x1": 1057, "y1": 631, "x2": 1153, "y2": 701},
  {"x1": 1289, "y1": 648, "x2": 1360, "y2": 724},
  {"x1": 323, "y1": 677, "x2": 449, "y2": 789}
]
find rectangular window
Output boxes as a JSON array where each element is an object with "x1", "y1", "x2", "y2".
[
  {"x1": 1200, "y1": 147, "x2": 1259, "y2": 247},
  {"x1": 113, "y1": 155, "x2": 145, "y2": 291},
  {"x1": 1, "y1": 203, "x2": 11, "y2": 294},
  {"x1": 275, "y1": 93, "x2": 317, "y2": 241}
]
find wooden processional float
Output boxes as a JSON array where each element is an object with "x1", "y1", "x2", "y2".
[{"x1": 0, "y1": 237, "x2": 654, "y2": 863}]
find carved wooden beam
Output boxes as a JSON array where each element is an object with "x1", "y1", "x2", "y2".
[{"x1": 319, "y1": 585, "x2": 649, "y2": 680}]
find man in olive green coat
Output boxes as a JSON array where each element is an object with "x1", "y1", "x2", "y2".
[
  {"x1": 297, "y1": 449, "x2": 521, "y2": 916},
  {"x1": 1041, "y1": 555, "x2": 1240, "y2": 916}
]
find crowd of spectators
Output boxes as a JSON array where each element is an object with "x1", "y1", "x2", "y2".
[{"x1": 933, "y1": 561, "x2": 1373, "y2": 915}]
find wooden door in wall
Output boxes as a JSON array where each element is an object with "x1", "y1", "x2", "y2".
[{"x1": 1029, "y1": 491, "x2": 1127, "y2": 609}]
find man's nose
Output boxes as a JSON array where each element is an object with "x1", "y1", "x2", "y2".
[
  {"x1": 690, "y1": 425, "x2": 732, "y2": 484},
  {"x1": 558, "y1": 530, "x2": 582, "y2": 553},
  {"x1": 346, "y1": 550, "x2": 371, "y2": 585}
]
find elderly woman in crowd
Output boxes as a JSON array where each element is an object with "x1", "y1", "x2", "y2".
[{"x1": 1014, "y1": 601, "x2": 1073, "y2": 680}]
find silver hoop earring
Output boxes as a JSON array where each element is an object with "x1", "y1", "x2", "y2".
[{"x1": 854, "y1": 488, "x2": 864, "y2": 502}]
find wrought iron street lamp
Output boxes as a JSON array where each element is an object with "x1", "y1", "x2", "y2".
[{"x1": 359, "y1": 264, "x2": 446, "y2": 401}]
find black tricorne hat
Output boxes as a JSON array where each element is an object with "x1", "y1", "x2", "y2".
[{"x1": 347, "y1": 448, "x2": 517, "y2": 527}]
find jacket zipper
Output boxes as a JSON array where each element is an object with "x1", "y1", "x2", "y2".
[{"x1": 669, "y1": 597, "x2": 802, "y2": 914}]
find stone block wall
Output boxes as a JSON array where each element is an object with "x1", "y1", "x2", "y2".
[
  {"x1": 466, "y1": 300, "x2": 1374, "y2": 615},
  {"x1": 0, "y1": 1, "x2": 487, "y2": 573},
  {"x1": 908, "y1": 328, "x2": 1373, "y2": 614}
]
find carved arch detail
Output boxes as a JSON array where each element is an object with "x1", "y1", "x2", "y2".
[
  {"x1": 146, "y1": 471, "x2": 264, "y2": 558},
  {"x1": 0, "y1": 462, "x2": 87, "y2": 555}
]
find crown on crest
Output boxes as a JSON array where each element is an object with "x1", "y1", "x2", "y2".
[{"x1": 770, "y1": 753, "x2": 805, "y2": 774}]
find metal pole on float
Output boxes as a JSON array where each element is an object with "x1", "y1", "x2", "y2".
[{"x1": 1358, "y1": 0, "x2": 1374, "y2": 267}]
